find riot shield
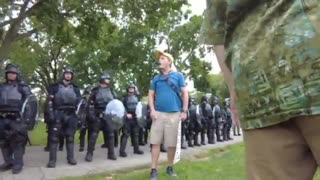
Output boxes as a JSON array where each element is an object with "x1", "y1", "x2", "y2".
[
  {"x1": 135, "y1": 102, "x2": 148, "y2": 128},
  {"x1": 21, "y1": 94, "x2": 39, "y2": 130},
  {"x1": 104, "y1": 99, "x2": 125, "y2": 130},
  {"x1": 76, "y1": 99, "x2": 87, "y2": 129}
]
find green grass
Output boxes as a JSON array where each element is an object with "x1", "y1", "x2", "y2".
[
  {"x1": 61, "y1": 143, "x2": 320, "y2": 180},
  {"x1": 29, "y1": 121, "x2": 105, "y2": 145}
]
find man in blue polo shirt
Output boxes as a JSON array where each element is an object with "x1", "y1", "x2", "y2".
[{"x1": 148, "y1": 50, "x2": 189, "y2": 180}]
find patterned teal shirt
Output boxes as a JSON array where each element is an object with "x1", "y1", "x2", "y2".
[{"x1": 203, "y1": 0, "x2": 320, "y2": 129}]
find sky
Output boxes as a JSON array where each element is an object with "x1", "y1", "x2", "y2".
[
  {"x1": 173, "y1": 0, "x2": 220, "y2": 91},
  {"x1": 188, "y1": 0, "x2": 221, "y2": 74}
]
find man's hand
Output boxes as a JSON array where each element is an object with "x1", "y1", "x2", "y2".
[
  {"x1": 150, "y1": 110, "x2": 157, "y2": 121},
  {"x1": 180, "y1": 112, "x2": 187, "y2": 121}
]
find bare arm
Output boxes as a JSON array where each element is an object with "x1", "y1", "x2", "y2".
[
  {"x1": 148, "y1": 90, "x2": 156, "y2": 112},
  {"x1": 181, "y1": 87, "x2": 189, "y2": 112},
  {"x1": 214, "y1": 45, "x2": 239, "y2": 123}
]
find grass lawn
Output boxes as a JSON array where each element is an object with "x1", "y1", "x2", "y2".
[
  {"x1": 28, "y1": 121, "x2": 105, "y2": 146},
  {"x1": 61, "y1": 143, "x2": 320, "y2": 180}
]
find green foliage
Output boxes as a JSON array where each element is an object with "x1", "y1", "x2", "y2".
[
  {"x1": 1, "y1": 0, "x2": 211, "y2": 98},
  {"x1": 206, "y1": 73, "x2": 229, "y2": 99}
]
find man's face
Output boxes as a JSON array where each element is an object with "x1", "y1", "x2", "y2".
[
  {"x1": 64, "y1": 72, "x2": 73, "y2": 81},
  {"x1": 100, "y1": 79, "x2": 110, "y2": 87},
  {"x1": 158, "y1": 55, "x2": 171, "y2": 69},
  {"x1": 7, "y1": 72, "x2": 17, "y2": 81},
  {"x1": 128, "y1": 87, "x2": 135, "y2": 93}
]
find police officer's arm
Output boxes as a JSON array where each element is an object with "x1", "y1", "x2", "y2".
[
  {"x1": 20, "y1": 84, "x2": 32, "y2": 101},
  {"x1": 74, "y1": 86, "x2": 81, "y2": 104},
  {"x1": 200, "y1": 102, "x2": 207, "y2": 117}
]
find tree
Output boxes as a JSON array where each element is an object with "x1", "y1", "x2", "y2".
[
  {"x1": 206, "y1": 73, "x2": 229, "y2": 99},
  {"x1": 5, "y1": 0, "x2": 191, "y2": 97}
]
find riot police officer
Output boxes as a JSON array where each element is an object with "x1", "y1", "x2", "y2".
[
  {"x1": 212, "y1": 96, "x2": 223, "y2": 142},
  {"x1": 187, "y1": 97, "x2": 197, "y2": 147},
  {"x1": 223, "y1": 98, "x2": 233, "y2": 141},
  {"x1": 119, "y1": 83, "x2": 144, "y2": 157},
  {"x1": 0, "y1": 64, "x2": 36, "y2": 174},
  {"x1": 46, "y1": 67, "x2": 81, "y2": 168},
  {"x1": 198, "y1": 96, "x2": 210, "y2": 145},
  {"x1": 85, "y1": 73, "x2": 117, "y2": 161},
  {"x1": 200, "y1": 96, "x2": 215, "y2": 144}
]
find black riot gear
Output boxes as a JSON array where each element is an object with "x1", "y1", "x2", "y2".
[
  {"x1": 125, "y1": 95, "x2": 139, "y2": 113},
  {"x1": 85, "y1": 84, "x2": 117, "y2": 162},
  {"x1": 45, "y1": 81, "x2": 81, "y2": 168},
  {"x1": 0, "y1": 84, "x2": 23, "y2": 112},
  {"x1": 94, "y1": 87, "x2": 114, "y2": 109},
  {"x1": 119, "y1": 89, "x2": 144, "y2": 157},
  {"x1": 53, "y1": 84, "x2": 77, "y2": 109},
  {"x1": 0, "y1": 67, "x2": 34, "y2": 174}
]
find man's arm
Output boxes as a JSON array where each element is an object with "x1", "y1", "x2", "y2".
[
  {"x1": 181, "y1": 87, "x2": 188, "y2": 112},
  {"x1": 214, "y1": 46, "x2": 239, "y2": 122},
  {"x1": 148, "y1": 90, "x2": 156, "y2": 112},
  {"x1": 214, "y1": 45, "x2": 235, "y2": 98}
]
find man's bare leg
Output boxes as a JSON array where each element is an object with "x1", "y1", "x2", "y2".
[
  {"x1": 151, "y1": 144, "x2": 160, "y2": 169},
  {"x1": 167, "y1": 146, "x2": 176, "y2": 166}
]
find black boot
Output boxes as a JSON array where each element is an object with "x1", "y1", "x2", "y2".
[
  {"x1": 119, "y1": 135, "x2": 128, "y2": 158},
  {"x1": 107, "y1": 136, "x2": 117, "y2": 160},
  {"x1": 114, "y1": 130, "x2": 119, "y2": 148},
  {"x1": 12, "y1": 144, "x2": 25, "y2": 174},
  {"x1": 216, "y1": 126, "x2": 223, "y2": 142},
  {"x1": 160, "y1": 144, "x2": 167, "y2": 152},
  {"x1": 0, "y1": 147, "x2": 13, "y2": 172},
  {"x1": 133, "y1": 133, "x2": 144, "y2": 155},
  {"x1": 200, "y1": 131, "x2": 206, "y2": 145},
  {"x1": 188, "y1": 133, "x2": 194, "y2": 147},
  {"x1": 85, "y1": 152, "x2": 93, "y2": 162},
  {"x1": 101, "y1": 131, "x2": 108, "y2": 148},
  {"x1": 207, "y1": 127, "x2": 215, "y2": 144},
  {"x1": 194, "y1": 133, "x2": 201, "y2": 146},
  {"x1": 47, "y1": 143, "x2": 57, "y2": 168},
  {"x1": 66, "y1": 143, "x2": 77, "y2": 165},
  {"x1": 79, "y1": 128, "x2": 86, "y2": 152},
  {"x1": 181, "y1": 135, "x2": 187, "y2": 149}
]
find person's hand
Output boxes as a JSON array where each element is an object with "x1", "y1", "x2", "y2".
[
  {"x1": 180, "y1": 111, "x2": 187, "y2": 121},
  {"x1": 126, "y1": 113, "x2": 133, "y2": 119},
  {"x1": 150, "y1": 110, "x2": 157, "y2": 121}
]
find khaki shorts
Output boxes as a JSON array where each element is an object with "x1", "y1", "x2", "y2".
[
  {"x1": 244, "y1": 115, "x2": 320, "y2": 180},
  {"x1": 150, "y1": 111, "x2": 180, "y2": 147}
]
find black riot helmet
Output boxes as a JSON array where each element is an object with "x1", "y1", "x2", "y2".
[
  {"x1": 62, "y1": 66, "x2": 74, "y2": 81},
  {"x1": 5, "y1": 64, "x2": 19, "y2": 74},
  {"x1": 4, "y1": 64, "x2": 20, "y2": 81},
  {"x1": 201, "y1": 96, "x2": 208, "y2": 103},
  {"x1": 127, "y1": 81, "x2": 140, "y2": 95},
  {"x1": 99, "y1": 72, "x2": 111, "y2": 84}
]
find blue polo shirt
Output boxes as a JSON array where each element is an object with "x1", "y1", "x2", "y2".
[{"x1": 150, "y1": 71, "x2": 185, "y2": 112}]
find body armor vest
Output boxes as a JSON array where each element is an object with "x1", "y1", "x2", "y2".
[
  {"x1": 54, "y1": 84, "x2": 77, "y2": 109},
  {"x1": 95, "y1": 87, "x2": 114, "y2": 109},
  {"x1": 0, "y1": 83, "x2": 23, "y2": 112},
  {"x1": 188, "y1": 104, "x2": 197, "y2": 121},
  {"x1": 213, "y1": 104, "x2": 221, "y2": 119},
  {"x1": 125, "y1": 95, "x2": 138, "y2": 113}
]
